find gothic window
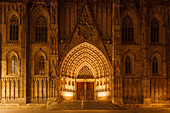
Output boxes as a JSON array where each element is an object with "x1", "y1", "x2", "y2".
[
  {"x1": 35, "y1": 15, "x2": 47, "y2": 42},
  {"x1": 152, "y1": 57, "x2": 158, "y2": 74},
  {"x1": 37, "y1": 56, "x2": 45, "y2": 74},
  {"x1": 151, "y1": 17, "x2": 159, "y2": 42},
  {"x1": 125, "y1": 56, "x2": 131, "y2": 74},
  {"x1": 122, "y1": 15, "x2": 134, "y2": 43},
  {"x1": 10, "y1": 15, "x2": 19, "y2": 41},
  {"x1": 11, "y1": 55, "x2": 17, "y2": 73}
]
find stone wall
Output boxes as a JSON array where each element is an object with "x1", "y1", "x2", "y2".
[{"x1": 0, "y1": 0, "x2": 169, "y2": 105}]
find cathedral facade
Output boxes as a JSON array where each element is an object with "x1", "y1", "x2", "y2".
[{"x1": 0, "y1": 0, "x2": 169, "y2": 106}]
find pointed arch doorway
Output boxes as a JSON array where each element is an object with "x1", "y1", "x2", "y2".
[
  {"x1": 77, "y1": 66, "x2": 94, "y2": 100},
  {"x1": 60, "y1": 42, "x2": 112, "y2": 101}
]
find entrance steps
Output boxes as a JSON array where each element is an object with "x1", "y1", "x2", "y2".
[{"x1": 47, "y1": 100, "x2": 121, "y2": 110}]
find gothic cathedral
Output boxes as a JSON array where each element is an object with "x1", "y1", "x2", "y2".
[{"x1": 0, "y1": 0, "x2": 169, "y2": 107}]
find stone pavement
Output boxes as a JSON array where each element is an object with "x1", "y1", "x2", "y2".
[{"x1": 0, "y1": 109, "x2": 170, "y2": 113}]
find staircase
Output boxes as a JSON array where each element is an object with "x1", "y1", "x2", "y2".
[{"x1": 47, "y1": 100, "x2": 121, "y2": 110}]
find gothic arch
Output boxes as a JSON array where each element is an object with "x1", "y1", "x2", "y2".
[
  {"x1": 149, "y1": 12, "x2": 165, "y2": 44},
  {"x1": 123, "y1": 50, "x2": 136, "y2": 61},
  {"x1": 149, "y1": 12, "x2": 164, "y2": 26},
  {"x1": 123, "y1": 50, "x2": 136, "y2": 75},
  {"x1": 60, "y1": 42, "x2": 112, "y2": 100},
  {"x1": 34, "y1": 49, "x2": 47, "y2": 60},
  {"x1": 34, "y1": 50, "x2": 47, "y2": 75},
  {"x1": 6, "y1": 10, "x2": 20, "y2": 42},
  {"x1": 7, "y1": 9, "x2": 20, "y2": 24},
  {"x1": 151, "y1": 51, "x2": 162, "y2": 60},
  {"x1": 75, "y1": 62, "x2": 96, "y2": 78},
  {"x1": 150, "y1": 52, "x2": 162, "y2": 75},
  {"x1": 121, "y1": 8, "x2": 140, "y2": 43},
  {"x1": 30, "y1": 5, "x2": 50, "y2": 21},
  {"x1": 60, "y1": 42, "x2": 111, "y2": 78},
  {"x1": 6, "y1": 50, "x2": 20, "y2": 75},
  {"x1": 6, "y1": 50, "x2": 19, "y2": 60},
  {"x1": 29, "y1": 5, "x2": 50, "y2": 42},
  {"x1": 121, "y1": 8, "x2": 140, "y2": 27}
]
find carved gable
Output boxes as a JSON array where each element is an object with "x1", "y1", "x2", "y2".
[
  {"x1": 71, "y1": 3, "x2": 99, "y2": 45},
  {"x1": 60, "y1": 2, "x2": 111, "y2": 66}
]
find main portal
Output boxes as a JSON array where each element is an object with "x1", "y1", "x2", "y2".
[{"x1": 60, "y1": 42, "x2": 111, "y2": 100}]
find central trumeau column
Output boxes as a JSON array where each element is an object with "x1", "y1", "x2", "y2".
[{"x1": 84, "y1": 82, "x2": 87, "y2": 100}]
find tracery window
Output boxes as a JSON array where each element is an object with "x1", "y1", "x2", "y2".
[
  {"x1": 151, "y1": 17, "x2": 159, "y2": 43},
  {"x1": 77, "y1": 66, "x2": 93, "y2": 79},
  {"x1": 125, "y1": 56, "x2": 131, "y2": 74},
  {"x1": 10, "y1": 15, "x2": 19, "y2": 41},
  {"x1": 152, "y1": 57, "x2": 158, "y2": 74},
  {"x1": 122, "y1": 15, "x2": 134, "y2": 43},
  {"x1": 11, "y1": 55, "x2": 17, "y2": 73},
  {"x1": 37, "y1": 56, "x2": 45, "y2": 74},
  {"x1": 35, "y1": 15, "x2": 47, "y2": 42}
]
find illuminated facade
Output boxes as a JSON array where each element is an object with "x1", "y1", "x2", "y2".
[{"x1": 0, "y1": 0, "x2": 169, "y2": 107}]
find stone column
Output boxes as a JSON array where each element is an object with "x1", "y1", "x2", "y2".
[
  {"x1": 19, "y1": 4, "x2": 27, "y2": 105},
  {"x1": 1, "y1": 79, "x2": 5, "y2": 103},
  {"x1": 84, "y1": 82, "x2": 87, "y2": 100},
  {"x1": 112, "y1": 0, "x2": 123, "y2": 103},
  {"x1": 141, "y1": 6, "x2": 151, "y2": 104},
  {"x1": 47, "y1": 0, "x2": 59, "y2": 104},
  {"x1": 74, "y1": 81, "x2": 77, "y2": 100},
  {"x1": 94, "y1": 80, "x2": 96, "y2": 100},
  {"x1": 143, "y1": 77, "x2": 151, "y2": 104}
]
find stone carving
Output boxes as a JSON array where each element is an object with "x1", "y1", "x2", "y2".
[
  {"x1": 49, "y1": 60, "x2": 57, "y2": 78},
  {"x1": 115, "y1": 61, "x2": 121, "y2": 77},
  {"x1": 76, "y1": 5, "x2": 98, "y2": 43},
  {"x1": 1, "y1": 78, "x2": 20, "y2": 102},
  {"x1": 77, "y1": 66, "x2": 94, "y2": 79}
]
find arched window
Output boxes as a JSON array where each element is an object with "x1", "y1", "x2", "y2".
[
  {"x1": 151, "y1": 17, "x2": 159, "y2": 42},
  {"x1": 11, "y1": 55, "x2": 17, "y2": 73},
  {"x1": 38, "y1": 56, "x2": 45, "y2": 74},
  {"x1": 122, "y1": 15, "x2": 134, "y2": 43},
  {"x1": 152, "y1": 57, "x2": 158, "y2": 74},
  {"x1": 125, "y1": 56, "x2": 131, "y2": 74},
  {"x1": 10, "y1": 15, "x2": 19, "y2": 41},
  {"x1": 34, "y1": 14, "x2": 47, "y2": 42}
]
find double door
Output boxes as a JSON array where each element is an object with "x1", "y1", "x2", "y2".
[{"x1": 77, "y1": 82, "x2": 94, "y2": 100}]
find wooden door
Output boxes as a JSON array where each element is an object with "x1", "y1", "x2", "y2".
[
  {"x1": 77, "y1": 82, "x2": 84, "y2": 100},
  {"x1": 86, "y1": 82, "x2": 94, "y2": 100}
]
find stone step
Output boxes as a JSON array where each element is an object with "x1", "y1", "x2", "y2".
[{"x1": 47, "y1": 100, "x2": 121, "y2": 110}]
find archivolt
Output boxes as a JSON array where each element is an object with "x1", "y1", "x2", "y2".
[{"x1": 60, "y1": 42, "x2": 111, "y2": 78}]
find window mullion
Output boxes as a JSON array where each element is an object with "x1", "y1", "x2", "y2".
[
  {"x1": 16, "y1": 25, "x2": 18, "y2": 40},
  {"x1": 14, "y1": 25, "x2": 16, "y2": 40},
  {"x1": 157, "y1": 27, "x2": 159, "y2": 42}
]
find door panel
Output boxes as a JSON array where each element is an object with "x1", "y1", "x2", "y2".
[
  {"x1": 86, "y1": 82, "x2": 94, "y2": 100},
  {"x1": 77, "y1": 82, "x2": 84, "y2": 100}
]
